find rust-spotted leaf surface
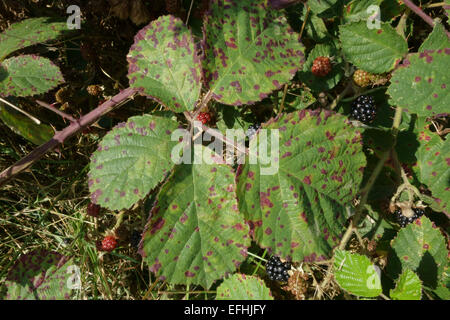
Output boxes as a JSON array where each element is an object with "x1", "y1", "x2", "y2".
[
  {"x1": 203, "y1": 0, "x2": 305, "y2": 106},
  {"x1": 236, "y1": 110, "x2": 366, "y2": 262},
  {"x1": 414, "y1": 124, "x2": 450, "y2": 215},
  {"x1": 216, "y1": 274, "x2": 273, "y2": 300},
  {"x1": 0, "y1": 249, "x2": 73, "y2": 300},
  {"x1": 127, "y1": 15, "x2": 201, "y2": 112},
  {"x1": 0, "y1": 55, "x2": 64, "y2": 97},
  {"x1": 140, "y1": 154, "x2": 250, "y2": 288},
  {"x1": 0, "y1": 17, "x2": 71, "y2": 61},
  {"x1": 387, "y1": 49, "x2": 450, "y2": 117},
  {"x1": 390, "y1": 216, "x2": 448, "y2": 290},
  {"x1": 88, "y1": 115, "x2": 180, "y2": 210}
]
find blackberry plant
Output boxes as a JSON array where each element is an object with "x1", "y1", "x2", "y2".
[{"x1": 0, "y1": 0, "x2": 448, "y2": 301}]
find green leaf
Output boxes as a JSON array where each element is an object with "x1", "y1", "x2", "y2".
[
  {"x1": 285, "y1": 89, "x2": 316, "y2": 111},
  {"x1": 140, "y1": 151, "x2": 250, "y2": 288},
  {"x1": 390, "y1": 269, "x2": 422, "y2": 300},
  {"x1": 0, "y1": 17, "x2": 71, "y2": 61},
  {"x1": 433, "y1": 270, "x2": 450, "y2": 299},
  {"x1": 414, "y1": 126, "x2": 450, "y2": 214},
  {"x1": 380, "y1": 0, "x2": 405, "y2": 21},
  {"x1": 358, "y1": 204, "x2": 396, "y2": 247},
  {"x1": 0, "y1": 249, "x2": 74, "y2": 300},
  {"x1": 308, "y1": 0, "x2": 339, "y2": 14},
  {"x1": 216, "y1": 274, "x2": 273, "y2": 300},
  {"x1": 0, "y1": 100, "x2": 54, "y2": 145},
  {"x1": 301, "y1": 8, "x2": 330, "y2": 42},
  {"x1": 88, "y1": 115, "x2": 180, "y2": 210},
  {"x1": 127, "y1": 15, "x2": 201, "y2": 112},
  {"x1": 387, "y1": 50, "x2": 450, "y2": 117},
  {"x1": 390, "y1": 216, "x2": 448, "y2": 289},
  {"x1": 203, "y1": 0, "x2": 305, "y2": 106},
  {"x1": 236, "y1": 110, "x2": 366, "y2": 262},
  {"x1": 339, "y1": 21, "x2": 408, "y2": 73},
  {"x1": 343, "y1": 0, "x2": 383, "y2": 24},
  {"x1": 0, "y1": 55, "x2": 64, "y2": 97},
  {"x1": 215, "y1": 105, "x2": 253, "y2": 132},
  {"x1": 419, "y1": 23, "x2": 450, "y2": 52},
  {"x1": 333, "y1": 250, "x2": 382, "y2": 297},
  {"x1": 298, "y1": 44, "x2": 344, "y2": 92}
]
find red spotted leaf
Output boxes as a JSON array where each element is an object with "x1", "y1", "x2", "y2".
[
  {"x1": 236, "y1": 110, "x2": 366, "y2": 262},
  {"x1": 414, "y1": 124, "x2": 450, "y2": 215},
  {"x1": 88, "y1": 115, "x2": 180, "y2": 210},
  {"x1": 1, "y1": 249, "x2": 74, "y2": 300},
  {"x1": 203, "y1": 0, "x2": 305, "y2": 106},
  {"x1": 127, "y1": 15, "x2": 202, "y2": 112},
  {"x1": 216, "y1": 274, "x2": 273, "y2": 300},
  {"x1": 390, "y1": 216, "x2": 448, "y2": 290},
  {"x1": 0, "y1": 17, "x2": 71, "y2": 61},
  {"x1": 140, "y1": 150, "x2": 250, "y2": 288},
  {"x1": 0, "y1": 55, "x2": 64, "y2": 97},
  {"x1": 387, "y1": 49, "x2": 450, "y2": 117}
]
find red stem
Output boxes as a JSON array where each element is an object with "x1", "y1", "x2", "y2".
[
  {"x1": 0, "y1": 87, "x2": 137, "y2": 187},
  {"x1": 35, "y1": 100, "x2": 77, "y2": 122},
  {"x1": 403, "y1": 0, "x2": 450, "y2": 38}
]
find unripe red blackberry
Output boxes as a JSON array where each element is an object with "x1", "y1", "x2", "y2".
[
  {"x1": 311, "y1": 56, "x2": 332, "y2": 77},
  {"x1": 197, "y1": 112, "x2": 212, "y2": 124},
  {"x1": 101, "y1": 235, "x2": 117, "y2": 252}
]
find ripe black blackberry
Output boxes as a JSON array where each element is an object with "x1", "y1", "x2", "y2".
[
  {"x1": 395, "y1": 208, "x2": 425, "y2": 228},
  {"x1": 351, "y1": 95, "x2": 376, "y2": 124},
  {"x1": 266, "y1": 256, "x2": 291, "y2": 282}
]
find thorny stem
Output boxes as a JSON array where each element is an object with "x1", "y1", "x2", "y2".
[
  {"x1": 200, "y1": 123, "x2": 248, "y2": 156},
  {"x1": 0, "y1": 87, "x2": 138, "y2": 187},
  {"x1": 36, "y1": 100, "x2": 77, "y2": 122},
  {"x1": 403, "y1": 0, "x2": 450, "y2": 38},
  {"x1": 317, "y1": 106, "x2": 404, "y2": 299}
]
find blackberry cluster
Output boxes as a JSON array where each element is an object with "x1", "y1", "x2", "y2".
[
  {"x1": 395, "y1": 208, "x2": 425, "y2": 227},
  {"x1": 266, "y1": 256, "x2": 291, "y2": 282},
  {"x1": 246, "y1": 123, "x2": 261, "y2": 139},
  {"x1": 351, "y1": 95, "x2": 376, "y2": 124}
]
